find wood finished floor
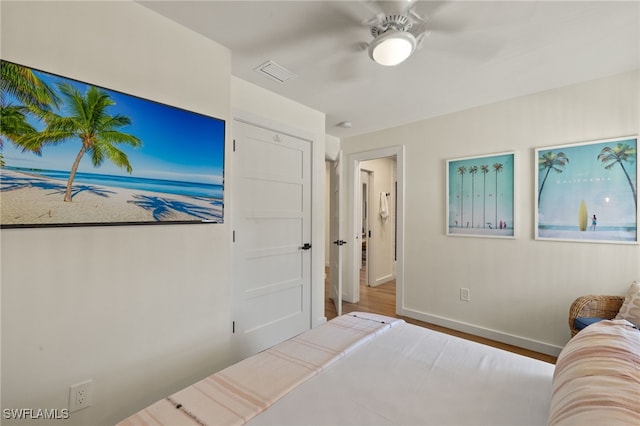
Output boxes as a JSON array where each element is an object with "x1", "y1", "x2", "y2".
[{"x1": 325, "y1": 270, "x2": 557, "y2": 364}]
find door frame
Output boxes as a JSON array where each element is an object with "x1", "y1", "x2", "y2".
[{"x1": 347, "y1": 146, "x2": 404, "y2": 313}]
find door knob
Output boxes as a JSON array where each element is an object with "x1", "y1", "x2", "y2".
[
  {"x1": 300, "y1": 243, "x2": 312, "y2": 250},
  {"x1": 333, "y1": 240, "x2": 347, "y2": 246}
]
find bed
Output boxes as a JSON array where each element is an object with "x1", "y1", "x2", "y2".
[
  {"x1": 548, "y1": 319, "x2": 640, "y2": 425},
  {"x1": 119, "y1": 312, "x2": 555, "y2": 426}
]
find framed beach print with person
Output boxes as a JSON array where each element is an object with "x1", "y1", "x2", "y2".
[
  {"x1": 535, "y1": 136, "x2": 638, "y2": 244},
  {"x1": 446, "y1": 152, "x2": 515, "y2": 238},
  {"x1": 0, "y1": 60, "x2": 225, "y2": 228}
]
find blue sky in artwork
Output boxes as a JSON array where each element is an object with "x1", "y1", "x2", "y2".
[
  {"x1": 448, "y1": 153, "x2": 514, "y2": 228},
  {"x1": 537, "y1": 138, "x2": 637, "y2": 226},
  {"x1": 2, "y1": 63, "x2": 225, "y2": 185}
]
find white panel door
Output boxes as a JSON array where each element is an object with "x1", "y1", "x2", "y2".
[
  {"x1": 328, "y1": 155, "x2": 343, "y2": 315},
  {"x1": 231, "y1": 120, "x2": 311, "y2": 359}
]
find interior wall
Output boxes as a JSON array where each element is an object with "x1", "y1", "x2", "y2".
[
  {"x1": 0, "y1": 2, "x2": 233, "y2": 425},
  {"x1": 341, "y1": 70, "x2": 640, "y2": 354},
  {"x1": 1, "y1": 4, "x2": 329, "y2": 424}
]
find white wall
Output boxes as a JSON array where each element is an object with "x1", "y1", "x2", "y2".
[
  {"x1": 0, "y1": 2, "x2": 325, "y2": 425},
  {"x1": 1, "y1": 2, "x2": 324, "y2": 425},
  {"x1": 231, "y1": 77, "x2": 326, "y2": 327},
  {"x1": 341, "y1": 70, "x2": 640, "y2": 355},
  {"x1": 1, "y1": 3, "x2": 232, "y2": 425}
]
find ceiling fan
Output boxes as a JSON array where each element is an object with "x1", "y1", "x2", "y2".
[{"x1": 362, "y1": 0, "x2": 434, "y2": 66}]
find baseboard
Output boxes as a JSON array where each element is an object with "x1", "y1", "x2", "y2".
[
  {"x1": 400, "y1": 307, "x2": 563, "y2": 357},
  {"x1": 342, "y1": 294, "x2": 357, "y2": 303},
  {"x1": 314, "y1": 316, "x2": 327, "y2": 328},
  {"x1": 372, "y1": 274, "x2": 394, "y2": 287}
]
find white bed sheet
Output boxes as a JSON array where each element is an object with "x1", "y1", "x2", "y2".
[{"x1": 248, "y1": 320, "x2": 554, "y2": 426}]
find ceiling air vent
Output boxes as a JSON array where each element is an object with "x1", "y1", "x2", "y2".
[{"x1": 253, "y1": 60, "x2": 297, "y2": 84}]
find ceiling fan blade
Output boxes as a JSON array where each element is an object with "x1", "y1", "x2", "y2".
[
  {"x1": 362, "y1": 0, "x2": 394, "y2": 19},
  {"x1": 428, "y1": 1, "x2": 537, "y2": 32},
  {"x1": 425, "y1": 33, "x2": 507, "y2": 63},
  {"x1": 241, "y1": 5, "x2": 366, "y2": 56},
  {"x1": 329, "y1": 1, "x2": 385, "y2": 28},
  {"x1": 407, "y1": 0, "x2": 537, "y2": 60},
  {"x1": 408, "y1": 7, "x2": 424, "y2": 22},
  {"x1": 414, "y1": 31, "x2": 431, "y2": 49}
]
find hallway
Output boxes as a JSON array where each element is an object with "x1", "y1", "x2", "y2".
[{"x1": 325, "y1": 272, "x2": 395, "y2": 320}]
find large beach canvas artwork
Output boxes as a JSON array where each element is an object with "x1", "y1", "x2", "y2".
[
  {"x1": 535, "y1": 136, "x2": 638, "y2": 244},
  {"x1": 447, "y1": 152, "x2": 515, "y2": 238},
  {"x1": 0, "y1": 60, "x2": 225, "y2": 228}
]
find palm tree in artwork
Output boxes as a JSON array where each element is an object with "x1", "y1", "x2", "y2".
[
  {"x1": 457, "y1": 165, "x2": 466, "y2": 227},
  {"x1": 493, "y1": 163, "x2": 503, "y2": 227},
  {"x1": 469, "y1": 165, "x2": 478, "y2": 227},
  {"x1": 16, "y1": 83, "x2": 142, "y2": 202},
  {"x1": 0, "y1": 61, "x2": 60, "y2": 157},
  {"x1": 597, "y1": 143, "x2": 637, "y2": 209},
  {"x1": 480, "y1": 164, "x2": 489, "y2": 228},
  {"x1": 538, "y1": 151, "x2": 569, "y2": 203}
]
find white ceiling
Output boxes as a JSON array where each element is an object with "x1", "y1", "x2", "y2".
[{"x1": 140, "y1": 1, "x2": 639, "y2": 138}]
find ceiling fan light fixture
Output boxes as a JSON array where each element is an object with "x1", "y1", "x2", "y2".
[{"x1": 368, "y1": 30, "x2": 416, "y2": 66}]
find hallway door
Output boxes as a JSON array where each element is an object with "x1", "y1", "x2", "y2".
[{"x1": 328, "y1": 155, "x2": 343, "y2": 315}]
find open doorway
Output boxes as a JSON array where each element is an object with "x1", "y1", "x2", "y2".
[
  {"x1": 360, "y1": 169, "x2": 372, "y2": 287},
  {"x1": 325, "y1": 145, "x2": 404, "y2": 319},
  {"x1": 360, "y1": 159, "x2": 396, "y2": 290},
  {"x1": 346, "y1": 146, "x2": 404, "y2": 315},
  {"x1": 325, "y1": 157, "x2": 398, "y2": 319}
]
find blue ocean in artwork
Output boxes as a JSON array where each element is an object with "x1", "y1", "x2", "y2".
[
  {"x1": 538, "y1": 225, "x2": 635, "y2": 232},
  {"x1": 5, "y1": 167, "x2": 223, "y2": 199}
]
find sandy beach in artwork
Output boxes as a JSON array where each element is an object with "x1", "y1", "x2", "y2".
[
  {"x1": 0, "y1": 169, "x2": 223, "y2": 225},
  {"x1": 537, "y1": 228, "x2": 636, "y2": 242},
  {"x1": 448, "y1": 227, "x2": 514, "y2": 237}
]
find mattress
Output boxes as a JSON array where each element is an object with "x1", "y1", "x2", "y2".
[
  {"x1": 249, "y1": 316, "x2": 554, "y2": 425},
  {"x1": 119, "y1": 312, "x2": 554, "y2": 425}
]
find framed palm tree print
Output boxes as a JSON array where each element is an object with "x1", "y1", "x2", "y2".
[
  {"x1": 535, "y1": 136, "x2": 638, "y2": 244},
  {"x1": 446, "y1": 152, "x2": 515, "y2": 238},
  {"x1": 0, "y1": 60, "x2": 225, "y2": 228}
]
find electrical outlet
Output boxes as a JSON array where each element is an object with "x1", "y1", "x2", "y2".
[
  {"x1": 460, "y1": 288, "x2": 471, "y2": 302},
  {"x1": 69, "y1": 380, "x2": 92, "y2": 412}
]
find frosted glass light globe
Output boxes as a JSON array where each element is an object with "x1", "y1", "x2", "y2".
[{"x1": 369, "y1": 31, "x2": 417, "y2": 66}]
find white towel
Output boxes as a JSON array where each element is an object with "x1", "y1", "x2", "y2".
[{"x1": 379, "y1": 192, "x2": 389, "y2": 222}]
